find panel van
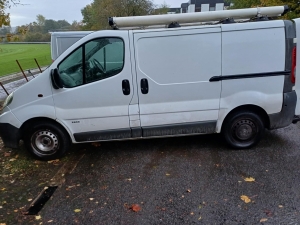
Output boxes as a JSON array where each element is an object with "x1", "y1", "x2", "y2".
[
  {"x1": 51, "y1": 31, "x2": 92, "y2": 61},
  {"x1": 1, "y1": 6, "x2": 300, "y2": 160}
]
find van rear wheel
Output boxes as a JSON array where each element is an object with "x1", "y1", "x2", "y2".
[
  {"x1": 222, "y1": 111, "x2": 265, "y2": 149},
  {"x1": 24, "y1": 121, "x2": 70, "y2": 160}
]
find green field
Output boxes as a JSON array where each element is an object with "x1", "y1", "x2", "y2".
[{"x1": 0, "y1": 44, "x2": 52, "y2": 76}]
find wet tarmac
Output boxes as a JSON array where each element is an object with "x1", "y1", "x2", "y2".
[{"x1": 37, "y1": 123, "x2": 300, "y2": 224}]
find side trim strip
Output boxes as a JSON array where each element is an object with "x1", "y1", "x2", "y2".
[
  {"x1": 209, "y1": 71, "x2": 290, "y2": 82},
  {"x1": 142, "y1": 121, "x2": 216, "y2": 137},
  {"x1": 74, "y1": 128, "x2": 131, "y2": 142}
]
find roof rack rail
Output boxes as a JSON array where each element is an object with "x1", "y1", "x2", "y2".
[{"x1": 108, "y1": 5, "x2": 288, "y2": 29}]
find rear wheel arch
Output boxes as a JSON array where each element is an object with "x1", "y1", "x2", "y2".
[
  {"x1": 222, "y1": 105, "x2": 270, "y2": 129},
  {"x1": 221, "y1": 105, "x2": 269, "y2": 149}
]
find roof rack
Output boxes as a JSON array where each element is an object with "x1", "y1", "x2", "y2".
[{"x1": 108, "y1": 5, "x2": 288, "y2": 29}]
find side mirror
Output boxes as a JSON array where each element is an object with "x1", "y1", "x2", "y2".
[{"x1": 50, "y1": 68, "x2": 63, "y2": 89}]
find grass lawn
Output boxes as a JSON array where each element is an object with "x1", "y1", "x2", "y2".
[{"x1": 0, "y1": 43, "x2": 51, "y2": 76}]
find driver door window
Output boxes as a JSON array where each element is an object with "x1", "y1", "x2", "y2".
[{"x1": 58, "y1": 37, "x2": 124, "y2": 88}]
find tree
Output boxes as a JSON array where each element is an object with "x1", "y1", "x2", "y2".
[
  {"x1": 81, "y1": 0, "x2": 156, "y2": 30},
  {"x1": 36, "y1": 14, "x2": 45, "y2": 26},
  {"x1": 71, "y1": 20, "x2": 83, "y2": 30},
  {"x1": 228, "y1": 0, "x2": 300, "y2": 19},
  {"x1": 0, "y1": 0, "x2": 19, "y2": 27},
  {"x1": 153, "y1": 2, "x2": 170, "y2": 15}
]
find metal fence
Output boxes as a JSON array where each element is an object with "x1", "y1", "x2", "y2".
[{"x1": 0, "y1": 56, "x2": 51, "y2": 77}]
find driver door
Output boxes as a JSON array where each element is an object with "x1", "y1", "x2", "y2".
[{"x1": 52, "y1": 35, "x2": 134, "y2": 142}]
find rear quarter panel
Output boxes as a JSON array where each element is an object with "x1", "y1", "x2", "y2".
[{"x1": 216, "y1": 21, "x2": 286, "y2": 132}]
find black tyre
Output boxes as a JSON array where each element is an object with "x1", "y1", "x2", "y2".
[
  {"x1": 24, "y1": 121, "x2": 71, "y2": 160},
  {"x1": 222, "y1": 110, "x2": 265, "y2": 149}
]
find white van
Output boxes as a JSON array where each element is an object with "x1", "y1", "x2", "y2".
[
  {"x1": 51, "y1": 31, "x2": 92, "y2": 61},
  {"x1": 1, "y1": 6, "x2": 300, "y2": 160}
]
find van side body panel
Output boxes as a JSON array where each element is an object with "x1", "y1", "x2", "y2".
[
  {"x1": 216, "y1": 21, "x2": 286, "y2": 132},
  {"x1": 133, "y1": 27, "x2": 222, "y2": 136},
  {"x1": 8, "y1": 68, "x2": 56, "y2": 124}
]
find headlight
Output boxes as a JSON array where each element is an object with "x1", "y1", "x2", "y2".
[{"x1": 2, "y1": 92, "x2": 13, "y2": 109}]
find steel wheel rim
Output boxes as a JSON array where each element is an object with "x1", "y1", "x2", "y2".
[
  {"x1": 232, "y1": 119, "x2": 257, "y2": 142},
  {"x1": 31, "y1": 130, "x2": 59, "y2": 155}
]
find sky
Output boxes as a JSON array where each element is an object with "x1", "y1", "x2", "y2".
[{"x1": 7, "y1": 0, "x2": 185, "y2": 27}]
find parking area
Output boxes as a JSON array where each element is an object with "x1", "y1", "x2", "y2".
[{"x1": 1, "y1": 123, "x2": 300, "y2": 224}]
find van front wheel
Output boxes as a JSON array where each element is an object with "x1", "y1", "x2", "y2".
[
  {"x1": 222, "y1": 111, "x2": 265, "y2": 149},
  {"x1": 24, "y1": 122, "x2": 70, "y2": 160}
]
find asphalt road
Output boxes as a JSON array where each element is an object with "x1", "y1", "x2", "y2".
[{"x1": 34, "y1": 123, "x2": 300, "y2": 225}]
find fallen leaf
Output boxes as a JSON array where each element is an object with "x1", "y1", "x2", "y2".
[
  {"x1": 130, "y1": 204, "x2": 141, "y2": 212},
  {"x1": 166, "y1": 173, "x2": 170, "y2": 176},
  {"x1": 0, "y1": 223, "x2": 6, "y2": 225},
  {"x1": 264, "y1": 209, "x2": 273, "y2": 217},
  {"x1": 28, "y1": 199, "x2": 32, "y2": 202},
  {"x1": 187, "y1": 189, "x2": 191, "y2": 193},
  {"x1": 1, "y1": 188, "x2": 5, "y2": 191},
  {"x1": 35, "y1": 215, "x2": 42, "y2": 220},
  {"x1": 4, "y1": 152, "x2": 11, "y2": 157},
  {"x1": 240, "y1": 195, "x2": 251, "y2": 203},
  {"x1": 198, "y1": 216, "x2": 202, "y2": 220},
  {"x1": 244, "y1": 177, "x2": 255, "y2": 182},
  {"x1": 260, "y1": 218, "x2": 268, "y2": 222},
  {"x1": 9, "y1": 158, "x2": 16, "y2": 162},
  {"x1": 48, "y1": 220, "x2": 53, "y2": 223},
  {"x1": 89, "y1": 198, "x2": 94, "y2": 201},
  {"x1": 0, "y1": 206, "x2": 2, "y2": 209},
  {"x1": 91, "y1": 142, "x2": 101, "y2": 147},
  {"x1": 74, "y1": 209, "x2": 81, "y2": 213},
  {"x1": 190, "y1": 212, "x2": 194, "y2": 215},
  {"x1": 278, "y1": 205, "x2": 283, "y2": 208},
  {"x1": 48, "y1": 159, "x2": 59, "y2": 164}
]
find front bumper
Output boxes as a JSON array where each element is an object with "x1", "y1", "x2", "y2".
[
  {"x1": 0, "y1": 107, "x2": 21, "y2": 149},
  {"x1": 0, "y1": 123, "x2": 20, "y2": 148}
]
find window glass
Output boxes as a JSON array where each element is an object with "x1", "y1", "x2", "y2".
[
  {"x1": 85, "y1": 38, "x2": 124, "y2": 83},
  {"x1": 58, "y1": 38, "x2": 124, "y2": 88},
  {"x1": 58, "y1": 47, "x2": 83, "y2": 88}
]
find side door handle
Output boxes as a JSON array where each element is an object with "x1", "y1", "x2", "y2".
[
  {"x1": 141, "y1": 78, "x2": 149, "y2": 94},
  {"x1": 122, "y1": 79, "x2": 130, "y2": 95}
]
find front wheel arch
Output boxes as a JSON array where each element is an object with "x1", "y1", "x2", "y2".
[{"x1": 21, "y1": 118, "x2": 71, "y2": 160}]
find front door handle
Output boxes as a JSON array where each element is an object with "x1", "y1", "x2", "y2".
[
  {"x1": 141, "y1": 78, "x2": 149, "y2": 94},
  {"x1": 122, "y1": 79, "x2": 130, "y2": 95}
]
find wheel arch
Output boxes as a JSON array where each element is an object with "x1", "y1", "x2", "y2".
[
  {"x1": 20, "y1": 117, "x2": 73, "y2": 142},
  {"x1": 221, "y1": 105, "x2": 270, "y2": 132}
]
